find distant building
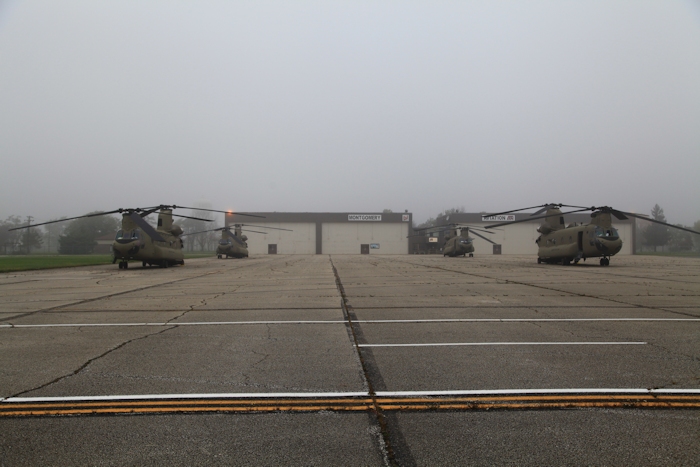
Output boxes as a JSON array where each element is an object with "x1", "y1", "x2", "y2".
[
  {"x1": 226, "y1": 212, "x2": 412, "y2": 255},
  {"x1": 94, "y1": 234, "x2": 114, "y2": 254}
]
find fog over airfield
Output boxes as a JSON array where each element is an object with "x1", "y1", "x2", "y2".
[{"x1": 1, "y1": 1, "x2": 699, "y2": 226}]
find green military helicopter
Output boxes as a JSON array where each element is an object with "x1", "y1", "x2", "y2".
[
  {"x1": 411, "y1": 223, "x2": 496, "y2": 257},
  {"x1": 10, "y1": 205, "x2": 263, "y2": 269},
  {"x1": 485, "y1": 203, "x2": 700, "y2": 266},
  {"x1": 187, "y1": 223, "x2": 292, "y2": 259}
]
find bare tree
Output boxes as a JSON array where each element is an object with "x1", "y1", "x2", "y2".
[{"x1": 0, "y1": 216, "x2": 24, "y2": 254}]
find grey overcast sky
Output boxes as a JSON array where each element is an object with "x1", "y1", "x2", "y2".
[{"x1": 1, "y1": 0, "x2": 699, "y2": 225}]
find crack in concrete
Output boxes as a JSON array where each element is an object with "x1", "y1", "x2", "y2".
[{"x1": 9, "y1": 326, "x2": 178, "y2": 399}]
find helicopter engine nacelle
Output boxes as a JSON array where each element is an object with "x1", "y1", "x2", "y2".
[
  {"x1": 241, "y1": 235, "x2": 248, "y2": 242},
  {"x1": 170, "y1": 224, "x2": 183, "y2": 236},
  {"x1": 537, "y1": 224, "x2": 553, "y2": 234}
]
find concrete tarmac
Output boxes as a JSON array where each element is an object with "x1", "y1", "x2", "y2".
[{"x1": 1, "y1": 254, "x2": 699, "y2": 466}]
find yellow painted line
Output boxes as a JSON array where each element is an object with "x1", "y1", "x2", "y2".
[
  {"x1": 0, "y1": 398, "x2": 374, "y2": 409},
  {"x1": 2, "y1": 395, "x2": 699, "y2": 416}
]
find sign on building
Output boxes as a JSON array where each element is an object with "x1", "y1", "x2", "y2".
[
  {"x1": 481, "y1": 215, "x2": 515, "y2": 222},
  {"x1": 348, "y1": 215, "x2": 382, "y2": 221}
]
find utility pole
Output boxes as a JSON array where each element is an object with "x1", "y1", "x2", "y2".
[{"x1": 25, "y1": 216, "x2": 34, "y2": 254}]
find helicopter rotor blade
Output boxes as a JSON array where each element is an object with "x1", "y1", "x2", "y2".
[
  {"x1": 241, "y1": 229, "x2": 268, "y2": 234},
  {"x1": 483, "y1": 205, "x2": 555, "y2": 217},
  {"x1": 8, "y1": 210, "x2": 123, "y2": 231},
  {"x1": 485, "y1": 208, "x2": 592, "y2": 229},
  {"x1": 466, "y1": 227, "x2": 495, "y2": 234},
  {"x1": 238, "y1": 224, "x2": 293, "y2": 231},
  {"x1": 469, "y1": 229, "x2": 497, "y2": 244},
  {"x1": 613, "y1": 210, "x2": 700, "y2": 236},
  {"x1": 590, "y1": 207, "x2": 629, "y2": 221},
  {"x1": 531, "y1": 204, "x2": 563, "y2": 216},
  {"x1": 127, "y1": 212, "x2": 167, "y2": 242},
  {"x1": 451, "y1": 224, "x2": 496, "y2": 234},
  {"x1": 173, "y1": 206, "x2": 266, "y2": 219},
  {"x1": 412, "y1": 223, "x2": 457, "y2": 232},
  {"x1": 180, "y1": 227, "x2": 226, "y2": 236},
  {"x1": 485, "y1": 204, "x2": 591, "y2": 218},
  {"x1": 169, "y1": 213, "x2": 215, "y2": 222}
]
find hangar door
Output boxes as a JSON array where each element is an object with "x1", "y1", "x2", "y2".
[
  {"x1": 322, "y1": 223, "x2": 409, "y2": 254},
  {"x1": 244, "y1": 222, "x2": 316, "y2": 255}
]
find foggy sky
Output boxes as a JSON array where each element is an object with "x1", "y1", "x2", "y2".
[{"x1": 1, "y1": 0, "x2": 699, "y2": 226}]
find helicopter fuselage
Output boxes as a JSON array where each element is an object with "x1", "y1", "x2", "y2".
[
  {"x1": 112, "y1": 210, "x2": 185, "y2": 268},
  {"x1": 536, "y1": 221, "x2": 622, "y2": 266},
  {"x1": 216, "y1": 229, "x2": 248, "y2": 258},
  {"x1": 443, "y1": 230, "x2": 475, "y2": 257},
  {"x1": 112, "y1": 231, "x2": 184, "y2": 264},
  {"x1": 216, "y1": 239, "x2": 248, "y2": 258}
]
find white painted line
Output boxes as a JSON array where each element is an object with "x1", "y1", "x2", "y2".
[
  {"x1": 375, "y1": 388, "x2": 700, "y2": 397},
  {"x1": 357, "y1": 318, "x2": 700, "y2": 323},
  {"x1": 3, "y1": 388, "x2": 699, "y2": 403},
  {"x1": 1, "y1": 318, "x2": 697, "y2": 329},
  {"x1": 359, "y1": 342, "x2": 647, "y2": 347}
]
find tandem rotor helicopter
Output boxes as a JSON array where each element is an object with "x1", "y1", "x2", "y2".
[
  {"x1": 185, "y1": 223, "x2": 292, "y2": 259},
  {"x1": 484, "y1": 203, "x2": 700, "y2": 266},
  {"x1": 10, "y1": 205, "x2": 263, "y2": 269},
  {"x1": 411, "y1": 223, "x2": 496, "y2": 257}
]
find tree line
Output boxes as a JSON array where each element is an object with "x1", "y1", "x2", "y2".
[{"x1": 638, "y1": 204, "x2": 700, "y2": 253}]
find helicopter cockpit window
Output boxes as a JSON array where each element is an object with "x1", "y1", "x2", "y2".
[
  {"x1": 115, "y1": 230, "x2": 140, "y2": 241},
  {"x1": 594, "y1": 227, "x2": 619, "y2": 239},
  {"x1": 219, "y1": 239, "x2": 232, "y2": 246}
]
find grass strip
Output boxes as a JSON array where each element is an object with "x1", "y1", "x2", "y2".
[{"x1": 0, "y1": 252, "x2": 216, "y2": 273}]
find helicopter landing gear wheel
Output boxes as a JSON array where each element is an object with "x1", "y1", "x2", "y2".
[
  {"x1": 119, "y1": 261, "x2": 128, "y2": 269},
  {"x1": 537, "y1": 257, "x2": 542, "y2": 264},
  {"x1": 600, "y1": 257, "x2": 610, "y2": 266},
  {"x1": 142, "y1": 261, "x2": 147, "y2": 268},
  {"x1": 217, "y1": 255, "x2": 222, "y2": 259},
  {"x1": 469, "y1": 253, "x2": 473, "y2": 257}
]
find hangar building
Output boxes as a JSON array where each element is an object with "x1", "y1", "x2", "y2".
[
  {"x1": 226, "y1": 210, "x2": 636, "y2": 256},
  {"x1": 226, "y1": 212, "x2": 412, "y2": 255}
]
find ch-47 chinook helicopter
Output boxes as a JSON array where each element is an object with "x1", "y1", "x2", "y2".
[
  {"x1": 10, "y1": 205, "x2": 263, "y2": 269},
  {"x1": 186, "y1": 224, "x2": 293, "y2": 259},
  {"x1": 484, "y1": 203, "x2": 700, "y2": 266},
  {"x1": 411, "y1": 223, "x2": 496, "y2": 257}
]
